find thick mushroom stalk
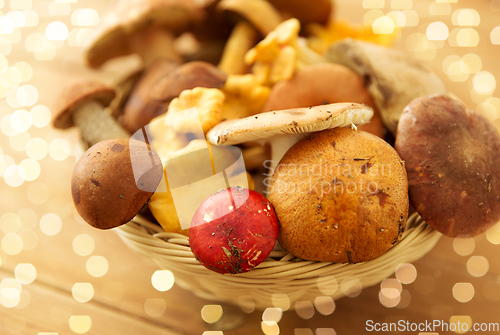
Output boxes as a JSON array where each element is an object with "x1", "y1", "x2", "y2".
[
  {"x1": 53, "y1": 81, "x2": 129, "y2": 146},
  {"x1": 206, "y1": 102, "x2": 374, "y2": 174},
  {"x1": 72, "y1": 101, "x2": 130, "y2": 145}
]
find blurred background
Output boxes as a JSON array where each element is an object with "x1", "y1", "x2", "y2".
[{"x1": 0, "y1": 0, "x2": 500, "y2": 334}]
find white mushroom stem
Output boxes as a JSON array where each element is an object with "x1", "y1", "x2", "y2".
[
  {"x1": 261, "y1": 133, "x2": 308, "y2": 175},
  {"x1": 129, "y1": 28, "x2": 183, "y2": 68},
  {"x1": 73, "y1": 100, "x2": 130, "y2": 146}
]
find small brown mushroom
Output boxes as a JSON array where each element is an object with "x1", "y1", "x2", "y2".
[
  {"x1": 121, "y1": 59, "x2": 180, "y2": 134},
  {"x1": 122, "y1": 60, "x2": 227, "y2": 134},
  {"x1": 268, "y1": 127, "x2": 409, "y2": 263},
  {"x1": 263, "y1": 62, "x2": 384, "y2": 137},
  {"x1": 53, "y1": 81, "x2": 129, "y2": 146},
  {"x1": 395, "y1": 94, "x2": 500, "y2": 237},
  {"x1": 325, "y1": 38, "x2": 448, "y2": 135},
  {"x1": 72, "y1": 138, "x2": 163, "y2": 229},
  {"x1": 151, "y1": 61, "x2": 228, "y2": 102},
  {"x1": 85, "y1": 0, "x2": 204, "y2": 68}
]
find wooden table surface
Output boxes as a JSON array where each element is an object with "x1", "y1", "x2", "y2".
[{"x1": 1, "y1": 1, "x2": 500, "y2": 334}]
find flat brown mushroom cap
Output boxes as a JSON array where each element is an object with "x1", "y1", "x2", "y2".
[
  {"x1": 53, "y1": 81, "x2": 115, "y2": 129},
  {"x1": 85, "y1": 0, "x2": 204, "y2": 68},
  {"x1": 207, "y1": 102, "x2": 374, "y2": 145},
  {"x1": 268, "y1": 128, "x2": 409, "y2": 263},
  {"x1": 395, "y1": 94, "x2": 500, "y2": 237},
  {"x1": 150, "y1": 61, "x2": 228, "y2": 102},
  {"x1": 263, "y1": 62, "x2": 384, "y2": 137},
  {"x1": 71, "y1": 138, "x2": 163, "y2": 229}
]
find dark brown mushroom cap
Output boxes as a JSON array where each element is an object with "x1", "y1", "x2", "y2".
[
  {"x1": 269, "y1": 0, "x2": 333, "y2": 25},
  {"x1": 53, "y1": 81, "x2": 115, "y2": 129},
  {"x1": 150, "y1": 61, "x2": 228, "y2": 102},
  {"x1": 263, "y1": 62, "x2": 384, "y2": 137},
  {"x1": 395, "y1": 94, "x2": 500, "y2": 237},
  {"x1": 122, "y1": 59, "x2": 180, "y2": 134},
  {"x1": 71, "y1": 138, "x2": 163, "y2": 230}
]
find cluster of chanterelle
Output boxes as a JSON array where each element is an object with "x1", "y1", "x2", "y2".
[{"x1": 55, "y1": 0, "x2": 500, "y2": 270}]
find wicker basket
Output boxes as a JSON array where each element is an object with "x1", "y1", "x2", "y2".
[{"x1": 115, "y1": 212, "x2": 441, "y2": 310}]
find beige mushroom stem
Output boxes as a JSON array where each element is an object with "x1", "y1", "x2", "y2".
[
  {"x1": 207, "y1": 102, "x2": 374, "y2": 177},
  {"x1": 73, "y1": 101, "x2": 130, "y2": 146},
  {"x1": 128, "y1": 27, "x2": 183, "y2": 68},
  {"x1": 217, "y1": 0, "x2": 282, "y2": 35}
]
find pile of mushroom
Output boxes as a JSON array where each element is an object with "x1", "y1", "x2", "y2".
[{"x1": 55, "y1": 0, "x2": 500, "y2": 272}]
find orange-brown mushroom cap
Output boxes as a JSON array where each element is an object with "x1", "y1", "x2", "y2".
[{"x1": 53, "y1": 81, "x2": 115, "y2": 129}]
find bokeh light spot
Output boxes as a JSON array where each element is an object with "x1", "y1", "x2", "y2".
[
  {"x1": 201, "y1": 305, "x2": 223, "y2": 324},
  {"x1": 427, "y1": 21, "x2": 449, "y2": 40},
  {"x1": 395, "y1": 263, "x2": 417, "y2": 284},
  {"x1": 86, "y1": 256, "x2": 109, "y2": 277},
  {"x1": 68, "y1": 316, "x2": 92, "y2": 334},
  {"x1": 313, "y1": 296, "x2": 335, "y2": 315},
  {"x1": 46, "y1": 21, "x2": 68, "y2": 41},
  {"x1": 453, "y1": 236, "x2": 475, "y2": 256},
  {"x1": 72, "y1": 283, "x2": 94, "y2": 303},
  {"x1": 40, "y1": 213, "x2": 62, "y2": 236},
  {"x1": 466, "y1": 256, "x2": 489, "y2": 277},
  {"x1": 2, "y1": 233, "x2": 23, "y2": 255},
  {"x1": 72, "y1": 234, "x2": 95, "y2": 256},
  {"x1": 453, "y1": 283, "x2": 474, "y2": 303},
  {"x1": 151, "y1": 270, "x2": 175, "y2": 292},
  {"x1": 15, "y1": 263, "x2": 36, "y2": 284}
]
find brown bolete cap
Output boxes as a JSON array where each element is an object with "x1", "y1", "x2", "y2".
[
  {"x1": 122, "y1": 59, "x2": 180, "y2": 134},
  {"x1": 325, "y1": 38, "x2": 447, "y2": 135},
  {"x1": 263, "y1": 62, "x2": 384, "y2": 137},
  {"x1": 268, "y1": 0, "x2": 333, "y2": 25},
  {"x1": 53, "y1": 80, "x2": 115, "y2": 129},
  {"x1": 85, "y1": 0, "x2": 204, "y2": 68},
  {"x1": 268, "y1": 127, "x2": 409, "y2": 263},
  {"x1": 150, "y1": 61, "x2": 228, "y2": 102},
  {"x1": 395, "y1": 94, "x2": 500, "y2": 237},
  {"x1": 71, "y1": 138, "x2": 163, "y2": 229}
]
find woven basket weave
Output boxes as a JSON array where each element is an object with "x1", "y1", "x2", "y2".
[{"x1": 115, "y1": 212, "x2": 441, "y2": 310}]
